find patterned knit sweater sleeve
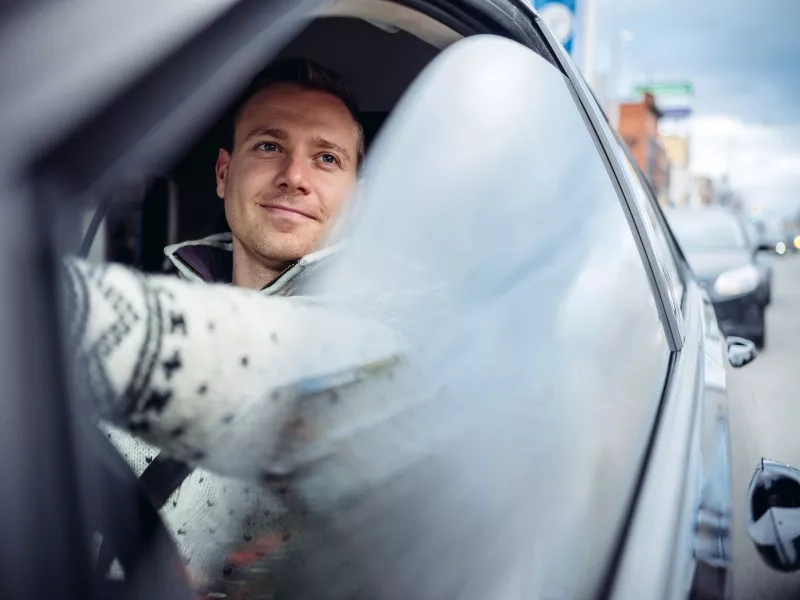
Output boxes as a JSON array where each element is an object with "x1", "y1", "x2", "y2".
[{"x1": 61, "y1": 257, "x2": 403, "y2": 483}]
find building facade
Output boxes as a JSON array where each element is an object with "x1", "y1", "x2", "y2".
[{"x1": 618, "y1": 92, "x2": 670, "y2": 203}]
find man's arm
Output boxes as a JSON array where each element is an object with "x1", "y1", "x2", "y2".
[{"x1": 61, "y1": 258, "x2": 403, "y2": 482}]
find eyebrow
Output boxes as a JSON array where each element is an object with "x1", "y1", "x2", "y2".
[{"x1": 244, "y1": 127, "x2": 288, "y2": 142}]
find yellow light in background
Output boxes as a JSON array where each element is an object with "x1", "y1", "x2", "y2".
[
  {"x1": 751, "y1": 205, "x2": 762, "y2": 217},
  {"x1": 794, "y1": 235, "x2": 800, "y2": 250},
  {"x1": 777, "y1": 242, "x2": 787, "y2": 255}
]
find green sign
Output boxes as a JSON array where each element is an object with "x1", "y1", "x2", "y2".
[{"x1": 633, "y1": 82, "x2": 694, "y2": 97}]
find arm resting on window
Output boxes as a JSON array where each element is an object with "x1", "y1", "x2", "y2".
[{"x1": 60, "y1": 258, "x2": 403, "y2": 482}]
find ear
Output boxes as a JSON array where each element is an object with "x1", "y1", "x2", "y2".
[{"x1": 215, "y1": 149, "x2": 231, "y2": 199}]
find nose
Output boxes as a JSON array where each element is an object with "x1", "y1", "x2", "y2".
[{"x1": 273, "y1": 153, "x2": 311, "y2": 195}]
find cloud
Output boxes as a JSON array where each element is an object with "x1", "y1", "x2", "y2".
[
  {"x1": 580, "y1": 0, "x2": 800, "y2": 211},
  {"x1": 690, "y1": 114, "x2": 800, "y2": 212}
]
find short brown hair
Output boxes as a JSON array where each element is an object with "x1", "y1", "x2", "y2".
[{"x1": 225, "y1": 58, "x2": 365, "y2": 167}]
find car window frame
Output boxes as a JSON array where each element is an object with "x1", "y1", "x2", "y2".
[{"x1": 614, "y1": 138, "x2": 688, "y2": 310}]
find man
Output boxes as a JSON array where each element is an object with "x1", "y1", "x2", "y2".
[
  {"x1": 164, "y1": 58, "x2": 364, "y2": 293},
  {"x1": 99, "y1": 58, "x2": 368, "y2": 594}
]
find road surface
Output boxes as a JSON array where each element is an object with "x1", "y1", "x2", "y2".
[{"x1": 729, "y1": 253, "x2": 800, "y2": 599}]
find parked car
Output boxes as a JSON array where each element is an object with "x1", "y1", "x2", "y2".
[
  {"x1": 666, "y1": 207, "x2": 769, "y2": 348},
  {"x1": 757, "y1": 220, "x2": 797, "y2": 255},
  {"x1": 2, "y1": 2, "x2": 799, "y2": 600},
  {"x1": 759, "y1": 230, "x2": 790, "y2": 255}
]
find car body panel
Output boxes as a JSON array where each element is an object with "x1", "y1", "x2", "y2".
[{"x1": 611, "y1": 279, "x2": 731, "y2": 599}]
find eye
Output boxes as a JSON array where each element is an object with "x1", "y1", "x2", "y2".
[
  {"x1": 256, "y1": 141, "x2": 280, "y2": 153},
  {"x1": 318, "y1": 153, "x2": 339, "y2": 166}
]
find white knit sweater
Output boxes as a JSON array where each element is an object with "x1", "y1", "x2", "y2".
[{"x1": 63, "y1": 257, "x2": 405, "y2": 596}]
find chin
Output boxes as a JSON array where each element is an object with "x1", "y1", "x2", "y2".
[{"x1": 256, "y1": 241, "x2": 314, "y2": 264}]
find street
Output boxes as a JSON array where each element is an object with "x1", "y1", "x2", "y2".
[
  {"x1": 735, "y1": 254, "x2": 800, "y2": 462},
  {"x1": 729, "y1": 253, "x2": 800, "y2": 599}
]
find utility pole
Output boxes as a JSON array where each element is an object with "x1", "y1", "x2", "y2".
[{"x1": 579, "y1": 0, "x2": 597, "y2": 88}]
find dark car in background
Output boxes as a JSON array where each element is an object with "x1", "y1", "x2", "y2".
[
  {"x1": 756, "y1": 218, "x2": 800, "y2": 255},
  {"x1": 742, "y1": 216, "x2": 774, "y2": 306},
  {"x1": 758, "y1": 227, "x2": 792, "y2": 255},
  {"x1": 666, "y1": 207, "x2": 769, "y2": 348}
]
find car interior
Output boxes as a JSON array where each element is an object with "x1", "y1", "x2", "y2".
[{"x1": 86, "y1": 2, "x2": 466, "y2": 272}]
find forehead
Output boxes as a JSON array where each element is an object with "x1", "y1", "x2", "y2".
[{"x1": 235, "y1": 83, "x2": 358, "y2": 147}]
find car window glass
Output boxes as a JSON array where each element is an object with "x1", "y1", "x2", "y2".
[{"x1": 81, "y1": 208, "x2": 107, "y2": 263}]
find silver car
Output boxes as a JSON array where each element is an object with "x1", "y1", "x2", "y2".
[{"x1": 1, "y1": 2, "x2": 798, "y2": 599}]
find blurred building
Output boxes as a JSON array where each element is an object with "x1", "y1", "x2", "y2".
[
  {"x1": 695, "y1": 175, "x2": 716, "y2": 206},
  {"x1": 661, "y1": 134, "x2": 689, "y2": 167},
  {"x1": 660, "y1": 134, "x2": 691, "y2": 206},
  {"x1": 715, "y1": 175, "x2": 742, "y2": 210},
  {"x1": 618, "y1": 92, "x2": 670, "y2": 203}
]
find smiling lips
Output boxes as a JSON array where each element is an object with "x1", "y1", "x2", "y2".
[{"x1": 260, "y1": 204, "x2": 316, "y2": 221}]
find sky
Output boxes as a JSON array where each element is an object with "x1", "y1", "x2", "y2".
[{"x1": 569, "y1": 0, "x2": 800, "y2": 215}]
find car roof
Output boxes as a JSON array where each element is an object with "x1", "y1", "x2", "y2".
[
  {"x1": 0, "y1": 0, "x2": 239, "y2": 175},
  {"x1": 2, "y1": 0, "x2": 553, "y2": 191}
]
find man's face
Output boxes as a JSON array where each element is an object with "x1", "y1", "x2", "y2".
[{"x1": 216, "y1": 83, "x2": 359, "y2": 266}]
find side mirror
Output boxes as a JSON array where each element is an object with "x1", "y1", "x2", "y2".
[
  {"x1": 747, "y1": 459, "x2": 800, "y2": 572},
  {"x1": 727, "y1": 336, "x2": 757, "y2": 368}
]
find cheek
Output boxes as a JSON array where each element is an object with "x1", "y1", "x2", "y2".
[
  {"x1": 318, "y1": 175, "x2": 356, "y2": 217},
  {"x1": 229, "y1": 159, "x2": 277, "y2": 201}
]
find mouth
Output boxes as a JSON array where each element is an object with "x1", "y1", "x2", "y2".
[{"x1": 259, "y1": 204, "x2": 316, "y2": 221}]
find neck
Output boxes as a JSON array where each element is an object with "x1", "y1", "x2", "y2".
[{"x1": 231, "y1": 238, "x2": 288, "y2": 290}]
